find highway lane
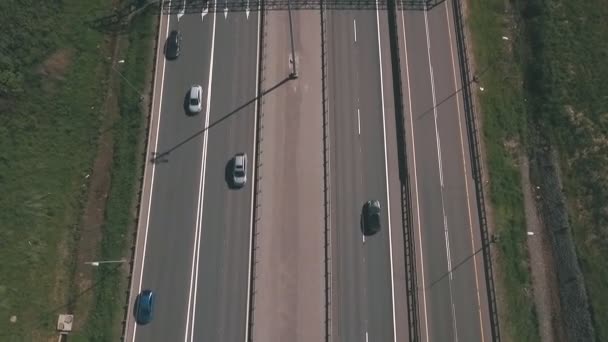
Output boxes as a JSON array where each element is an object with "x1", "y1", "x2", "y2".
[
  {"x1": 399, "y1": 1, "x2": 491, "y2": 341},
  {"x1": 132, "y1": 11, "x2": 216, "y2": 342},
  {"x1": 327, "y1": 9, "x2": 397, "y2": 342},
  {"x1": 190, "y1": 9, "x2": 259, "y2": 342}
]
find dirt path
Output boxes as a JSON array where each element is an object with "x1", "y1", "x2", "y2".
[{"x1": 519, "y1": 153, "x2": 565, "y2": 342}]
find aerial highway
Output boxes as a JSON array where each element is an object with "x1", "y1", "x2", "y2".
[
  {"x1": 123, "y1": 0, "x2": 495, "y2": 341},
  {"x1": 398, "y1": 0, "x2": 492, "y2": 341},
  {"x1": 125, "y1": 1, "x2": 259, "y2": 341},
  {"x1": 326, "y1": 8, "x2": 399, "y2": 342}
]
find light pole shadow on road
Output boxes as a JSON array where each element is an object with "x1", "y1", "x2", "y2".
[
  {"x1": 425, "y1": 236, "x2": 497, "y2": 290},
  {"x1": 150, "y1": 76, "x2": 292, "y2": 164}
]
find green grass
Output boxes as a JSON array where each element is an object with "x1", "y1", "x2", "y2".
[
  {"x1": 467, "y1": 0, "x2": 540, "y2": 340},
  {"x1": 71, "y1": 7, "x2": 157, "y2": 342},
  {"x1": 0, "y1": 1, "x2": 113, "y2": 340},
  {"x1": 0, "y1": 1, "x2": 156, "y2": 340},
  {"x1": 470, "y1": 0, "x2": 608, "y2": 339},
  {"x1": 521, "y1": 0, "x2": 608, "y2": 340}
]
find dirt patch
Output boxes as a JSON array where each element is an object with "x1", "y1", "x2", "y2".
[
  {"x1": 520, "y1": 153, "x2": 566, "y2": 342},
  {"x1": 46, "y1": 26, "x2": 123, "y2": 333},
  {"x1": 37, "y1": 49, "x2": 74, "y2": 80},
  {"x1": 69, "y1": 42, "x2": 122, "y2": 331}
]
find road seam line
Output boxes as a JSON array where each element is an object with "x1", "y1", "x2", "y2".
[
  {"x1": 399, "y1": 9, "x2": 430, "y2": 341},
  {"x1": 444, "y1": 2, "x2": 486, "y2": 340},
  {"x1": 424, "y1": 9, "x2": 459, "y2": 342}
]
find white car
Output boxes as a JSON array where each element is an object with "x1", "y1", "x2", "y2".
[
  {"x1": 188, "y1": 85, "x2": 203, "y2": 113},
  {"x1": 232, "y1": 153, "x2": 247, "y2": 188}
]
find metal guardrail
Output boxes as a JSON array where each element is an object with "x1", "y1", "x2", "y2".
[
  {"x1": 385, "y1": 0, "x2": 421, "y2": 340},
  {"x1": 450, "y1": 0, "x2": 501, "y2": 340},
  {"x1": 246, "y1": 2, "x2": 267, "y2": 340},
  {"x1": 319, "y1": 1, "x2": 332, "y2": 341}
]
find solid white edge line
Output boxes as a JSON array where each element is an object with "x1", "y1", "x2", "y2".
[
  {"x1": 423, "y1": 10, "x2": 458, "y2": 342},
  {"x1": 131, "y1": 4, "x2": 171, "y2": 341},
  {"x1": 244, "y1": 6, "x2": 261, "y2": 342},
  {"x1": 444, "y1": 2, "x2": 486, "y2": 340},
  {"x1": 186, "y1": 6, "x2": 218, "y2": 342},
  {"x1": 399, "y1": 9, "x2": 430, "y2": 341},
  {"x1": 374, "y1": 4, "x2": 397, "y2": 342}
]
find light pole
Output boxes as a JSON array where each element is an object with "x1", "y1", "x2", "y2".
[
  {"x1": 85, "y1": 259, "x2": 127, "y2": 266},
  {"x1": 287, "y1": 0, "x2": 298, "y2": 79}
]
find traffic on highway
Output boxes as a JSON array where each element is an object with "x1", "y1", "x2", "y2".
[{"x1": 122, "y1": 0, "x2": 497, "y2": 341}]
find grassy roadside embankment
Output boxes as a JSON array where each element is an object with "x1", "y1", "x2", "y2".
[
  {"x1": 72, "y1": 5, "x2": 156, "y2": 341},
  {"x1": 466, "y1": 0, "x2": 539, "y2": 340},
  {"x1": 0, "y1": 0, "x2": 156, "y2": 340},
  {"x1": 520, "y1": 0, "x2": 608, "y2": 340},
  {"x1": 468, "y1": 0, "x2": 608, "y2": 340}
]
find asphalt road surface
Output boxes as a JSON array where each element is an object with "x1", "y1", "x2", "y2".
[
  {"x1": 190, "y1": 8, "x2": 259, "y2": 342},
  {"x1": 126, "y1": 4, "x2": 259, "y2": 342},
  {"x1": 398, "y1": 1, "x2": 491, "y2": 341},
  {"x1": 131, "y1": 12, "x2": 214, "y2": 342},
  {"x1": 326, "y1": 9, "x2": 399, "y2": 342}
]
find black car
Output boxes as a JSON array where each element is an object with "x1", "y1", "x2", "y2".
[
  {"x1": 362, "y1": 200, "x2": 381, "y2": 235},
  {"x1": 135, "y1": 290, "x2": 155, "y2": 325},
  {"x1": 165, "y1": 30, "x2": 181, "y2": 60}
]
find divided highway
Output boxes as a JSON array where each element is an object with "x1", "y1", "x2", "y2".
[{"x1": 124, "y1": 1, "x2": 495, "y2": 341}]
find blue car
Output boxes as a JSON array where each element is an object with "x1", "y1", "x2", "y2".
[{"x1": 135, "y1": 290, "x2": 155, "y2": 325}]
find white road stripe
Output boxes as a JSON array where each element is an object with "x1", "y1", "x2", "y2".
[
  {"x1": 375, "y1": 3, "x2": 398, "y2": 341},
  {"x1": 424, "y1": 9, "x2": 459, "y2": 342},
  {"x1": 399, "y1": 8, "x2": 430, "y2": 341},
  {"x1": 444, "y1": 1, "x2": 486, "y2": 339},
  {"x1": 131, "y1": 3, "x2": 171, "y2": 340},
  {"x1": 184, "y1": 4, "x2": 217, "y2": 341},
  {"x1": 354, "y1": 19, "x2": 357, "y2": 42},
  {"x1": 357, "y1": 108, "x2": 361, "y2": 135}
]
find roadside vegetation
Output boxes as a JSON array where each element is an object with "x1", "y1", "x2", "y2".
[
  {"x1": 0, "y1": 0, "x2": 155, "y2": 340},
  {"x1": 467, "y1": 0, "x2": 538, "y2": 340},
  {"x1": 469, "y1": 0, "x2": 608, "y2": 340},
  {"x1": 521, "y1": 0, "x2": 608, "y2": 340},
  {"x1": 73, "y1": 5, "x2": 156, "y2": 341}
]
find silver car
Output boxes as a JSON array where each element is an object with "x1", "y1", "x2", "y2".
[
  {"x1": 232, "y1": 153, "x2": 247, "y2": 187},
  {"x1": 188, "y1": 85, "x2": 203, "y2": 113}
]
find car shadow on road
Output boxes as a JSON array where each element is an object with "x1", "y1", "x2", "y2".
[
  {"x1": 183, "y1": 91, "x2": 199, "y2": 117},
  {"x1": 224, "y1": 158, "x2": 237, "y2": 190},
  {"x1": 150, "y1": 75, "x2": 292, "y2": 164}
]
